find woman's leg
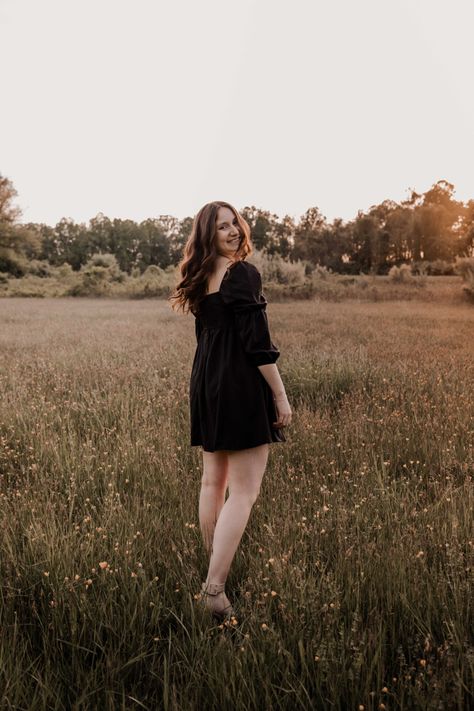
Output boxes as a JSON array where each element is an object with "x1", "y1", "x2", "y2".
[
  {"x1": 199, "y1": 449, "x2": 229, "y2": 556},
  {"x1": 204, "y1": 443, "x2": 269, "y2": 587}
]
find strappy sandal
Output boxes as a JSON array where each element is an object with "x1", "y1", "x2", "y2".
[{"x1": 199, "y1": 581, "x2": 235, "y2": 621}]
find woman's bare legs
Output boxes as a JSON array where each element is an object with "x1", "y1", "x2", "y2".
[
  {"x1": 201, "y1": 444, "x2": 269, "y2": 612},
  {"x1": 199, "y1": 450, "x2": 229, "y2": 556}
]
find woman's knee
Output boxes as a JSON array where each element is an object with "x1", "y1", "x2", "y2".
[
  {"x1": 229, "y1": 471, "x2": 263, "y2": 507},
  {"x1": 201, "y1": 471, "x2": 227, "y2": 491},
  {"x1": 226, "y1": 443, "x2": 268, "y2": 498},
  {"x1": 246, "y1": 484, "x2": 261, "y2": 506},
  {"x1": 201, "y1": 451, "x2": 228, "y2": 489},
  {"x1": 229, "y1": 485, "x2": 261, "y2": 508}
]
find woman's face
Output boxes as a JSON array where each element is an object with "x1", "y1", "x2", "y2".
[{"x1": 215, "y1": 206, "x2": 241, "y2": 258}]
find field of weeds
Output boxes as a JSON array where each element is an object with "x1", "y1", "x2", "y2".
[{"x1": 0, "y1": 291, "x2": 473, "y2": 710}]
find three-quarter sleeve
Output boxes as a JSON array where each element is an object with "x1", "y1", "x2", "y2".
[{"x1": 220, "y1": 261, "x2": 280, "y2": 366}]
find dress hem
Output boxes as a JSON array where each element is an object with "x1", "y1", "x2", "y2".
[{"x1": 190, "y1": 436, "x2": 286, "y2": 452}]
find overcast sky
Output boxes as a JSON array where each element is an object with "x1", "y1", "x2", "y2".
[{"x1": 1, "y1": 0, "x2": 473, "y2": 227}]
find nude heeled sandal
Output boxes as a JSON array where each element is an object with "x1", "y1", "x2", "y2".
[{"x1": 199, "y1": 581, "x2": 235, "y2": 621}]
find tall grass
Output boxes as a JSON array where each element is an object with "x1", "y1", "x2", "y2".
[{"x1": 0, "y1": 297, "x2": 473, "y2": 710}]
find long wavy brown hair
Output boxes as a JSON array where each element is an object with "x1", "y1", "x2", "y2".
[{"x1": 168, "y1": 201, "x2": 253, "y2": 316}]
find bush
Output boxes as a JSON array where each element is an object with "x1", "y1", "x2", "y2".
[
  {"x1": 427, "y1": 259, "x2": 455, "y2": 276},
  {"x1": 119, "y1": 262, "x2": 176, "y2": 299},
  {"x1": 26, "y1": 260, "x2": 53, "y2": 278},
  {"x1": 412, "y1": 261, "x2": 429, "y2": 276},
  {"x1": 413, "y1": 259, "x2": 455, "y2": 276},
  {"x1": 247, "y1": 250, "x2": 307, "y2": 286},
  {"x1": 143, "y1": 264, "x2": 163, "y2": 277},
  {"x1": 56, "y1": 263, "x2": 74, "y2": 278},
  {"x1": 388, "y1": 264, "x2": 427, "y2": 288},
  {"x1": 86, "y1": 253, "x2": 117, "y2": 270},
  {"x1": 312, "y1": 264, "x2": 332, "y2": 281},
  {"x1": 453, "y1": 256, "x2": 474, "y2": 281},
  {"x1": 454, "y1": 256, "x2": 474, "y2": 302},
  {"x1": 0, "y1": 253, "x2": 28, "y2": 277},
  {"x1": 65, "y1": 252, "x2": 126, "y2": 296},
  {"x1": 388, "y1": 264, "x2": 413, "y2": 283}
]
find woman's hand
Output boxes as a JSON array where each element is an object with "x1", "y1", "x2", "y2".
[{"x1": 273, "y1": 393, "x2": 292, "y2": 429}]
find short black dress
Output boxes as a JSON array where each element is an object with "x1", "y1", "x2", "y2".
[{"x1": 189, "y1": 260, "x2": 286, "y2": 452}]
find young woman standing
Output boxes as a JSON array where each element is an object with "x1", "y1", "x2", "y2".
[{"x1": 170, "y1": 200, "x2": 292, "y2": 621}]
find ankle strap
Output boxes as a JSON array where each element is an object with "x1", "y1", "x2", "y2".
[{"x1": 201, "y1": 582, "x2": 226, "y2": 595}]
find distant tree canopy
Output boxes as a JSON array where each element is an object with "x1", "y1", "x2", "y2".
[
  {"x1": 3, "y1": 175, "x2": 474, "y2": 276},
  {"x1": 290, "y1": 181, "x2": 474, "y2": 274},
  {"x1": 0, "y1": 174, "x2": 41, "y2": 275}
]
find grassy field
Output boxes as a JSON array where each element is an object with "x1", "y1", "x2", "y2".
[{"x1": 0, "y1": 287, "x2": 473, "y2": 710}]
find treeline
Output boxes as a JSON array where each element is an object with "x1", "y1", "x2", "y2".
[{"x1": 1, "y1": 175, "x2": 473, "y2": 278}]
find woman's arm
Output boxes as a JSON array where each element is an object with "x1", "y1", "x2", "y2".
[
  {"x1": 258, "y1": 363, "x2": 292, "y2": 428},
  {"x1": 257, "y1": 363, "x2": 286, "y2": 398}
]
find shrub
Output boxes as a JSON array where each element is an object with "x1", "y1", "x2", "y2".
[
  {"x1": 26, "y1": 260, "x2": 53, "y2": 278},
  {"x1": 412, "y1": 261, "x2": 429, "y2": 276},
  {"x1": 388, "y1": 264, "x2": 413, "y2": 283},
  {"x1": 413, "y1": 259, "x2": 455, "y2": 276},
  {"x1": 454, "y1": 256, "x2": 474, "y2": 302},
  {"x1": 249, "y1": 250, "x2": 307, "y2": 286},
  {"x1": 453, "y1": 256, "x2": 474, "y2": 281},
  {"x1": 426, "y1": 259, "x2": 455, "y2": 276},
  {"x1": 56, "y1": 263, "x2": 74, "y2": 278},
  {"x1": 121, "y1": 262, "x2": 176, "y2": 299},
  {"x1": 86, "y1": 253, "x2": 118, "y2": 270},
  {"x1": 66, "y1": 253, "x2": 126, "y2": 296},
  {"x1": 143, "y1": 264, "x2": 163, "y2": 277},
  {"x1": 312, "y1": 264, "x2": 332, "y2": 281},
  {"x1": 388, "y1": 264, "x2": 427, "y2": 288},
  {"x1": 0, "y1": 253, "x2": 28, "y2": 277}
]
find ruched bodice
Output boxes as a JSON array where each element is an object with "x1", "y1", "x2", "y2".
[{"x1": 196, "y1": 292, "x2": 233, "y2": 331}]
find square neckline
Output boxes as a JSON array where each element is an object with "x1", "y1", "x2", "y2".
[{"x1": 203, "y1": 260, "x2": 242, "y2": 298}]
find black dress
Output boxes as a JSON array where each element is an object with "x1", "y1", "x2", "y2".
[{"x1": 189, "y1": 260, "x2": 286, "y2": 452}]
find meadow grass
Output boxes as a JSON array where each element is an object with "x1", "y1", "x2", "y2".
[{"x1": 0, "y1": 292, "x2": 473, "y2": 710}]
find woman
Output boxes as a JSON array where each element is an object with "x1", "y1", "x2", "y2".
[{"x1": 169, "y1": 200, "x2": 292, "y2": 621}]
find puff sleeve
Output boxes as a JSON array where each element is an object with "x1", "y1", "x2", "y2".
[{"x1": 220, "y1": 261, "x2": 280, "y2": 366}]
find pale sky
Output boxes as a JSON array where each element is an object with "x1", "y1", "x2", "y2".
[{"x1": 1, "y1": 0, "x2": 473, "y2": 227}]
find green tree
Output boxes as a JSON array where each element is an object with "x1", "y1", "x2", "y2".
[
  {"x1": 413, "y1": 180, "x2": 464, "y2": 260},
  {"x1": 90, "y1": 215, "x2": 140, "y2": 273},
  {"x1": 350, "y1": 212, "x2": 379, "y2": 273},
  {"x1": 0, "y1": 174, "x2": 41, "y2": 275},
  {"x1": 384, "y1": 207, "x2": 416, "y2": 262},
  {"x1": 240, "y1": 206, "x2": 280, "y2": 252},
  {"x1": 170, "y1": 216, "x2": 193, "y2": 265},
  {"x1": 322, "y1": 218, "x2": 355, "y2": 272},
  {"x1": 50, "y1": 218, "x2": 90, "y2": 270},
  {"x1": 457, "y1": 200, "x2": 474, "y2": 257},
  {"x1": 264, "y1": 214, "x2": 295, "y2": 258},
  {"x1": 136, "y1": 218, "x2": 173, "y2": 272},
  {"x1": 292, "y1": 207, "x2": 327, "y2": 263}
]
